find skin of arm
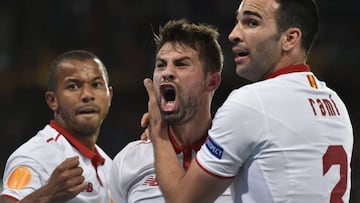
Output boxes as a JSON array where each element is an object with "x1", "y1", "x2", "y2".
[{"x1": 144, "y1": 78, "x2": 233, "y2": 203}]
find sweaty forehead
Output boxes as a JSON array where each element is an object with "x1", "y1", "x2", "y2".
[
  {"x1": 238, "y1": 0, "x2": 280, "y2": 19},
  {"x1": 157, "y1": 42, "x2": 198, "y2": 59},
  {"x1": 59, "y1": 58, "x2": 98, "y2": 70},
  {"x1": 57, "y1": 58, "x2": 105, "y2": 78}
]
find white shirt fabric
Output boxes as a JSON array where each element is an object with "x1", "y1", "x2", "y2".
[
  {"x1": 196, "y1": 65, "x2": 353, "y2": 203},
  {"x1": 110, "y1": 138, "x2": 232, "y2": 203},
  {"x1": 1, "y1": 121, "x2": 113, "y2": 203}
]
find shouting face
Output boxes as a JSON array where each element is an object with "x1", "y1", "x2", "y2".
[{"x1": 153, "y1": 42, "x2": 208, "y2": 125}]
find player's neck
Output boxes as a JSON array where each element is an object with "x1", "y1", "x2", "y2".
[
  {"x1": 75, "y1": 133, "x2": 98, "y2": 151},
  {"x1": 51, "y1": 119, "x2": 99, "y2": 151},
  {"x1": 169, "y1": 113, "x2": 212, "y2": 146},
  {"x1": 277, "y1": 51, "x2": 306, "y2": 72}
]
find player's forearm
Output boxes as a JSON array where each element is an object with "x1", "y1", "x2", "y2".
[
  {"x1": 152, "y1": 137, "x2": 186, "y2": 203},
  {"x1": 18, "y1": 186, "x2": 54, "y2": 203},
  {"x1": 18, "y1": 183, "x2": 74, "y2": 203},
  {"x1": 0, "y1": 196, "x2": 18, "y2": 203},
  {"x1": 19, "y1": 196, "x2": 52, "y2": 203}
]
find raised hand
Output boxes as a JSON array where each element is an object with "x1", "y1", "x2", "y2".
[{"x1": 143, "y1": 78, "x2": 169, "y2": 142}]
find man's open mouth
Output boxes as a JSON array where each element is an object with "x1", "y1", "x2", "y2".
[
  {"x1": 237, "y1": 51, "x2": 249, "y2": 57},
  {"x1": 160, "y1": 84, "x2": 177, "y2": 112},
  {"x1": 161, "y1": 85, "x2": 176, "y2": 101}
]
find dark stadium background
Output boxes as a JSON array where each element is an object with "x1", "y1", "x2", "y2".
[{"x1": 0, "y1": 0, "x2": 358, "y2": 201}]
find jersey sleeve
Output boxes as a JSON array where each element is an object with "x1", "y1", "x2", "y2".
[
  {"x1": 109, "y1": 146, "x2": 131, "y2": 202},
  {"x1": 109, "y1": 140, "x2": 154, "y2": 202},
  {"x1": 1, "y1": 155, "x2": 49, "y2": 200},
  {"x1": 196, "y1": 88, "x2": 266, "y2": 177},
  {"x1": 1, "y1": 138, "x2": 65, "y2": 201}
]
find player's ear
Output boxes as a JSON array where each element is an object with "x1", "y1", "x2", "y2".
[
  {"x1": 107, "y1": 85, "x2": 113, "y2": 108},
  {"x1": 282, "y1": 27, "x2": 301, "y2": 52},
  {"x1": 206, "y1": 72, "x2": 221, "y2": 92},
  {"x1": 108, "y1": 85, "x2": 113, "y2": 100},
  {"x1": 45, "y1": 91, "x2": 58, "y2": 111}
]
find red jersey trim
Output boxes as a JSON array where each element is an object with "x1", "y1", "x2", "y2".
[
  {"x1": 265, "y1": 64, "x2": 310, "y2": 80},
  {"x1": 49, "y1": 120, "x2": 105, "y2": 167},
  {"x1": 195, "y1": 157, "x2": 235, "y2": 179},
  {"x1": 168, "y1": 128, "x2": 208, "y2": 170},
  {"x1": 0, "y1": 194, "x2": 20, "y2": 201},
  {"x1": 168, "y1": 129, "x2": 207, "y2": 154},
  {"x1": 46, "y1": 138, "x2": 54, "y2": 143}
]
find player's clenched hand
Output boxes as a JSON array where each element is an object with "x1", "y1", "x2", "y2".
[
  {"x1": 45, "y1": 156, "x2": 87, "y2": 202},
  {"x1": 18, "y1": 156, "x2": 86, "y2": 203},
  {"x1": 29, "y1": 156, "x2": 85, "y2": 203},
  {"x1": 143, "y1": 78, "x2": 168, "y2": 142}
]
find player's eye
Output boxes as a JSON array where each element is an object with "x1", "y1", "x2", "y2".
[
  {"x1": 174, "y1": 61, "x2": 189, "y2": 67},
  {"x1": 156, "y1": 61, "x2": 166, "y2": 69},
  {"x1": 248, "y1": 19, "x2": 259, "y2": 27},
  {"x1": 67, "y1": 83, "x2": 79, "y2": 90},
  {"x1": 174, "y1": 58, "x2": 190, "y2": 67},
  {"x1": 93, "y1": 82, "x2": 103, "y2": 88},
  {"x1": 243, "y1": 18, "x2": 259, "y2": 28}
]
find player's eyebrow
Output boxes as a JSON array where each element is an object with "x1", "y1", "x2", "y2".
[
  {"x1": 64, "y1": 76, "x2": 104, "y2": 83},
  {"x1": 243, "y1": 10, "x2": 263, "y2": 19},
  {"x1": 156, "y1": 55, "x2": 192, "y2": 63},
  {"x1": 91, "y1": 76, "x2": 105, "y2": 81},
  {"x1": 174, "y1": 56, "x2": 192, "y2": 62},
  {"x1": 64, "y1": 77, "x2": 81, "y2": 83}
]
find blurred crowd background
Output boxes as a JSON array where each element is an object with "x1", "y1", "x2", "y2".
[{"x1": 0, "y1": 0, "x2": 359, "y2": 201}]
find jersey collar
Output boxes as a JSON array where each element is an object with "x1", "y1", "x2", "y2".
[
  {"x1": 264, "y1": 64, "x2": 310, "y2": 80},
  {"x1": 168, "y1": 128, "x2": 207, "y2": 154},
  {"x1": 168, "y1": 127, "x2": 208, "y2": 170},
  {"x1": 50, "y1": 120, "x2": 105, "y2": 167}
]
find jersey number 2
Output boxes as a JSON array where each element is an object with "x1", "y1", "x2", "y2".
[{"x1": 322, "y1": 145, "x2": 348, "y2": 203}]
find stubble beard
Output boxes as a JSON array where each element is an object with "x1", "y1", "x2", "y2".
[
  {"x1": 239, "y1": 33, "x2": 281, "y2": 81},
  {"x1": 57, "y1": 107, "x2": 100, "y2": 137},
  {"x1": 161, "y1": 95, "x2": 199, "y2": 126}
]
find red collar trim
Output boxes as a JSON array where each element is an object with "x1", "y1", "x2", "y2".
[
  {"x1": 50, "y1": 120, "x2": 105, "y2": 167},
  {"x1": 264, "y1": 64, "x2": 310, "y2": 80},
  {"x1": 168, "y1": 128, "x2": 208, "y2": 154}
]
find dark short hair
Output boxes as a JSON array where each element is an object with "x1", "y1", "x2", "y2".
[
  {"x1": 47, "y1": 50, "x2": 109, "y2": 91},
  {"x1": 275, "y1": 0, "x2": 319, "y2": 55},
  {"x1": 153, "y1": 19, "x2": 223, "y2": 74}
]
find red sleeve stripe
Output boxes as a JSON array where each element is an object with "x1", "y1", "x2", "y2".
[
  {"x1": 0, "y1": 194, "x2": 20, "y2": 201},
  {"x1": 195, "y1": 157, "x2": 235, "y2": 179},
  {"x1": 46, "y1": 134, "x2": 62, "y2": 143}
]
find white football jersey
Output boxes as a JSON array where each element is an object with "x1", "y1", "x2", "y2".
[
  {"x1": 110, "y1": 137, "x2": 232, "y2": 203},
  {"x1": 196, "y1": 64, "x2": 353, "y2": 203},
  {"x1": 1, "y1": 120, "x2": 113, "y2": 203}
]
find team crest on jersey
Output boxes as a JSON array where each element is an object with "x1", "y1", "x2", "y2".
[
  {"x1": 6, "y1": 166, "x2": 32, "y2": 189},
  {"x1": 205, "y1": 136, "x2": 224, "y2": 159}
]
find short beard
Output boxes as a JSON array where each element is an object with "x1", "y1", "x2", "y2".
[{"x1": 161, "y1": 95, "x2": 199, "y2": 125}]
